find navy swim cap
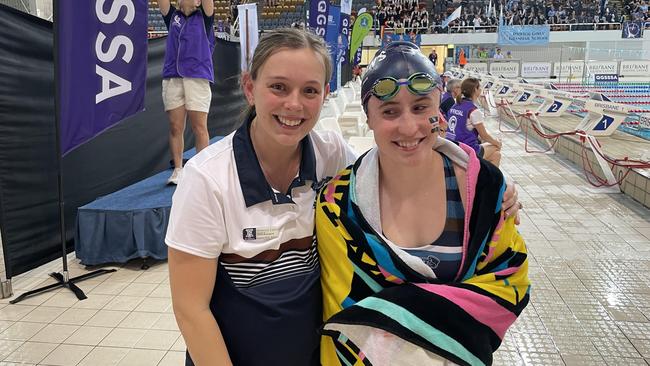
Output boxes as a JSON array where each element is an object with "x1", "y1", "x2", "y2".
[{"x1": 361, "y1": 41, "x2": 441, "y2": 108}]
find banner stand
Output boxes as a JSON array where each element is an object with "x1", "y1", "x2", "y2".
[{"x1": 9, "y1": 0, "x2": 116, "y2": 305}]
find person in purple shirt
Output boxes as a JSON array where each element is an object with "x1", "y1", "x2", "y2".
[
  {"x1": 159, "y1": 0, "x2": 215, "y2": 185},
  {"x1": 446, "y1": 77, "x2": 502, "y2": 166}
]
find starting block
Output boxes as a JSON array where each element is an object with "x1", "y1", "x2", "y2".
[
  {"x1": 509, "y1": 82, "x2": 541, "y2": 106},
  {"x1": 535, "y1": 88, "x2": 576, "y2": 117},
  {"x1": 575, "y1": 95, "x2": 632, "y2": 136}
]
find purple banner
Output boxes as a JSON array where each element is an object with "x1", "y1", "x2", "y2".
[
  {"x1": 58, "y1": 0, "x2": 147, "y2": 156},
  {"x1": 309, "y1": 0, "x2": 329, "y2": 38}
]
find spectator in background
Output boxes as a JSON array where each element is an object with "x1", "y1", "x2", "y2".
[
  {"x1": 441, "y1": 70, "x2": 454, "y2": 89},
  {"x1": 494, "y1": 48, "x2": 505, "y2": 59},
  {"x1": 458, "y1": 48, "x2": 467, "y2": 68},
  {"x1": 158, "y1": 0, "x2": 215, "y2": 185},
  {"x1": 440, "y1": 78, "x2": 461, "y2": 116},
  {"x1": 429, "y1": 49, "x2": 438, "y2": 66}
]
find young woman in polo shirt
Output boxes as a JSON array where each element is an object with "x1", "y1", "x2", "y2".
[{"x1": 165, "y1": 29, "x2": 522, "y2": 366}]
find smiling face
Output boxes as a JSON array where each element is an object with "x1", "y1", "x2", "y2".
[
  {"x1": 243, "y1": 48, "x2": 329, "y2": 147},
  {"x1": 366, "y1": 88, "x2": 441, "y2": 167}
]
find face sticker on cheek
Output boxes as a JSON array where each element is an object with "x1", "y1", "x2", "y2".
[{"x1": 429, "y1": 116, "x2": 439, "y2": 134}]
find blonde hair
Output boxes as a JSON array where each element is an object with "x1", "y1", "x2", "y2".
[{"x1": 242, "y1": 28, "x2": 333, "y2": 120}]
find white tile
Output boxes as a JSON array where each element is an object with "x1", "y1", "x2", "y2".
[
  {"x1": 28, "y1": 324, "x2": 79, "y2": 343},
  {"x1": 148, "y1": 284, "x2": 171, "y2": 298},
  {"x1": 19, "y1": 306, "x2": 66, "y2": 323},
  {"x1": 158, "y1": 351, "x2": 186, "y2": 366},
  {"x1": 119, "y1": 283, "x2": 157, "y2": 297},
  {"x1": 52, "y1": 308, "x2": 98, "y2": 325},
  {"x1": 41, "y1": 293, "x2": 82, "y2": 308},
  {"x1": 133, "y1": 272, "x2": 167, "y2": 284},
  {"x1": 64, "y1": 326, "x2": 112, "y2": 346},
  {"x1": 71, "y1": 294, "x2": 115, "y2": 310},
  {"x1": 77, "y1": 346, "x2": 129, "y2": 366},
  {"x1": 133, "y1": 329, "x2": 179, "y2": 350},
  {"x1": 105, "y1": 270, "x2": 142, "y2": 283},
  {"x1": 115, "y1": 349, "x2": 165, "y2": 366},
  {"x1": 0, "y1": 321, "x2": 13, "y2": 333},
  {"x1": 117, "y1": 312, "x2": 161, "y2": 329},
  {"x1": 3, "y1": 341, "x2": 57, "y2": 364},
  {"x1": 0, "y1": 305, "x2": 36, "y2": 321},
  {"x1": 40, "y1": 344, "x2": 93, "y2": 366},
  {"x1": 99, "y1": 328, "x2": 146, "y2": 348},
  {"x1": 85, "y1": 310, "x2": 130, "y2": 327},
  {"x1": 170, "y1": 336, "x2": 186, "y2": 352},
  {"x1": 0, "y1": 339, "x2": 24, "y2": 360},
  {"x1": 134, "y1": 298, "x2": 171, "y2": 313},
  {"x1": 0, "y1": 322, "x2": 46, "y2": 341},
  {"x1": 88, "y1": 282, "x2": 129, "y2": 296},
  {"x1": 102, "y1": 296, "x2": 144, "y2": 311},
  {"x1": 151, "y1": 314, "x2": 179, "y2": 331}
]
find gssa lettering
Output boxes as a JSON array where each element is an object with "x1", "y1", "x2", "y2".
[{"x1": 95, "y1": 0, "x2": 137, "y2": 104}]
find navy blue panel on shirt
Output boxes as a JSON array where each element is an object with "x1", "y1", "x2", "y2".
[{"x1": 184, "y1": 246, "x2": 322, "y2": 366}]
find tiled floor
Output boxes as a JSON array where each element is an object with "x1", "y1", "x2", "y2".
[{"x1": 0, "y1": 116, "x2": 649, "y2": 365}]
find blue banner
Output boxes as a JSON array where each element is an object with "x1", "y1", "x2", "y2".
[
  {"x1": 340, "y1": 0, "x2": 352, "y2": 64},
  {"x1": 58, "y1": 0, "x2": 147, "y2": 156},
  {"x1": 594, "y1": 74, "x2": 619, "y2": 83},
  {"x1": 497, "y1": 25, "x2": 550, "y2": 45},
  {"x1": 326, "y1": 5, "x2": 341, "y2": 93},
  {"x1": 309, "y1": 0, "x2": 330, "y2": 37},
  {"x1": 622, "y1": 21, "x2": 644, "y2": 39},
  {"x1": 354, "y1": 46, "x2": 362, "y2": 65}
]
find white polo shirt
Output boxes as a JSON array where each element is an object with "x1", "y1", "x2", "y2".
[
  {"x1": 165, "y1": 117, "x2": 356, "y2": 365},
  {"x1": 166, "y1": 124, "x2": 355, "y2": 264}
]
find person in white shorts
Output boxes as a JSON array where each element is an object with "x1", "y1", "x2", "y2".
[{"x1": 159, "y1": 0, "x2": 215, "y2": 184}]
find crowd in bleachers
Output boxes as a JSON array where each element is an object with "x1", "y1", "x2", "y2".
[
  {"x1": 371, "y1": 0, "x2": 627, "y2": 33},
  {"x1": 624, "y1": 0, "x2": 650, "y2": 21},
  {"x1": 374, "y1": 0, "x2": 430, "y2": 33},
  {"x1": 145, "y1": 0, "x2": 639, "y2": 37},
  {"x1": 431, "y1": 0, "x2": 623, "y2": 31}
]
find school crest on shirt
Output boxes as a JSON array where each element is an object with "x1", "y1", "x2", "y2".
[
  {"x1": 242, "y1": 227, "x2": 279, "y2": 241},
  {"x1": 243, "y1": 228, "x2": 256, "y2": 240}
]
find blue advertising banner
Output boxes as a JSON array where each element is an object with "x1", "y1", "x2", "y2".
[
  {"x1": 326, "y1": 5, "x2": 341, "y2": 92},
  {"x1": 594, "y1": 74, "x2": 619, "y2": 83},
  {"x1": 340, "y1": 0, "x2": 352, "y2": 64},
  {"x1": 58, "y1": 0, "x2": 148, "y2": 156},
  {"x1": 309, "y1": 0, "x2": 330, "y2": 37},
  {"x1": 497, "y1": 25, "x2": 550, "y2": 45}
]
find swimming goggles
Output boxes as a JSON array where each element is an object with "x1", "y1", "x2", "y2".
[{"x1": 366, "y1": 72, "x2": 439, "y2": 101}]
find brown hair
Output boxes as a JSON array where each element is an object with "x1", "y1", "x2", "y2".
[
  {"x1": 456, "y1": 77, "x2": 480, "y2": 104},
  {"x1": 243, "y1": 28, "x2": 333, "y2": 120}
]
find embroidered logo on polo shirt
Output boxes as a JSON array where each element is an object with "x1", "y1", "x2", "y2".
[{"x1": 242, "y1": 227, "x2": 279, "y2": 241}]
